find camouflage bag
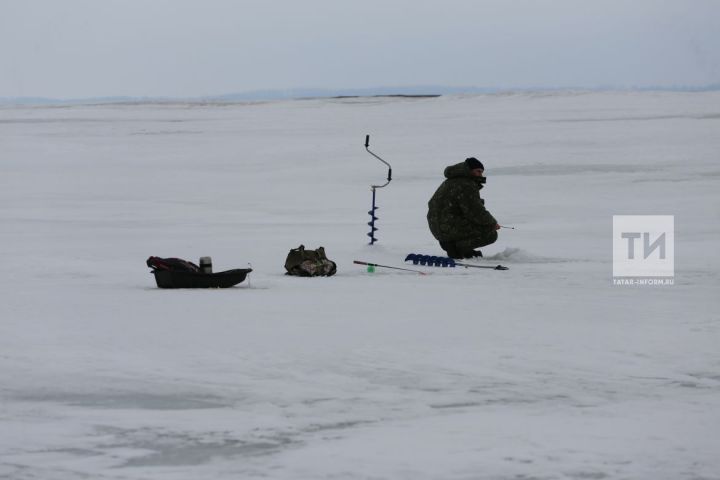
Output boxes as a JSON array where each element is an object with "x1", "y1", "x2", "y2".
[{"x1": 284, "y1": 245, "x2": 337, "y2": 277}]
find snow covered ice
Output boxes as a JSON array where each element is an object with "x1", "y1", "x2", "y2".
[{"x1": 1, "y1": 91, "x2": 719, "y2": 479}]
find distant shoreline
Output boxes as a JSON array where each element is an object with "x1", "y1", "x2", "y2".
[{"x1": 2, "y1": 85, "x2": 719, "y2": 107}]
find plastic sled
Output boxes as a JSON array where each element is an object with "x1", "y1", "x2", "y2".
[{"x1": 152, "y1": 268, "x2": 252, "y2": 289}]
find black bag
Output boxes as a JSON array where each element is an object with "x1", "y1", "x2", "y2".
[
  {"x1": 284, "y1": 245, "x2": 337, "y2": 277},
  {"x1": 146, "y1": 256, "x2": 200, "y2": 272}
]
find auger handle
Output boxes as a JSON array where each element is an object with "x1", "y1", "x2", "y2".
[{"x1": 365, "y1": 134, "x2": 392, "y2": 188}]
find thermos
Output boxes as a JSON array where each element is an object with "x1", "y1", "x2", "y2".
[{"x1": 199, "y1": 256, "x2": 212, "y2": 273}]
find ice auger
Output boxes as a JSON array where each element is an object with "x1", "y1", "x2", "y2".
[
  {"x1": 405, "y1": 253, "x2": 509, "y2": 270},
  {"x1": 364, "y1": 135, "x2": 392, "y2": 245}
]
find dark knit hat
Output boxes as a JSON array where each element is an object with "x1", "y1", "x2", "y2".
[{"x1": 465, "y1": 157, "x2": 484, "y2": 171}]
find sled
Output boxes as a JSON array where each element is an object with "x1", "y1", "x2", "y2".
[{"x1": 152, "y1": 268, "x2": 252, "y2": 289}]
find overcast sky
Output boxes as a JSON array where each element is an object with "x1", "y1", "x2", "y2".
[{"x1": 1, "y1": 0, "x2": 719, "y2": 98}]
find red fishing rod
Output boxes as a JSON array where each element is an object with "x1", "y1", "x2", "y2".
[{"x1": 353, "y1": 260, "x2": 429, "y2": 275}]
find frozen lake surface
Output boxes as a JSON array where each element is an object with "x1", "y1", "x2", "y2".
[{"x1": 1, "y1": 92, "x2": 719, "y2": 479}]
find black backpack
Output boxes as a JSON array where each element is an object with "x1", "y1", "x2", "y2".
[
  {"x1": 284, "y1": 245, "x2": 337, "y2": 277},
  {"x1": 146, "y1": 256, "x2": 200, "y2": 272}
]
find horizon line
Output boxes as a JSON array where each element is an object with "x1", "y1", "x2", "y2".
[{"x1": 2, "y1": 83, "x2": 719, "y2": 106}]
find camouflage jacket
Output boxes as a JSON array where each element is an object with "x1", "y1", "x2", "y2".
[{"x1": 427, "y1": 162, "x2": 497, "y2": 241}]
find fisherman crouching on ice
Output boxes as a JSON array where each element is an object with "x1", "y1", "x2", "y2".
[{"x1": 427, "y1": 157, "x2": 500, "y2": 259}]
